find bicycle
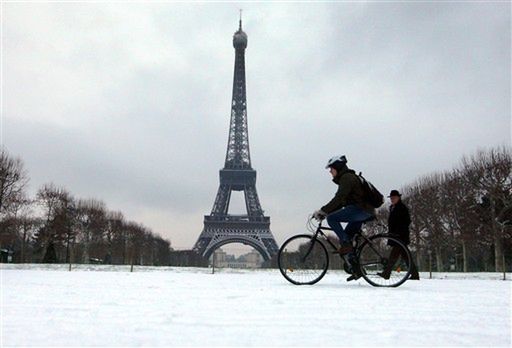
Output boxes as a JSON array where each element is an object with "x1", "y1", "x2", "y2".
[{"x1": 277, "y1": 216, "x2": 413, "y2": 287}]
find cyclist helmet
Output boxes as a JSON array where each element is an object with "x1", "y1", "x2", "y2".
[{"x1": 325, "y1": 155, "x2": 347, "y2": 169}]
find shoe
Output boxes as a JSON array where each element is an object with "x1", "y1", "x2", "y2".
[
  {"x1": 337, "y1": 243, "x2": 353, "y2": 255},
  {"x1": 346, "y1": 270, "x2": 362, "y2": 282},
  {"x1": 346, "y1": 274, "x2": 361, "y2": 282},
  {"x1": 377, "y1": 271, "x2": 390, "y2": 280},
  {"x1": 409, "y1": 274, "x2": 420, "y2": 280}
]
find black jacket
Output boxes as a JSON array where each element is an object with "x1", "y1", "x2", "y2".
[
  {"x1": 388, "y1": 201, "x2": 411, "y2": 245},
  {"x1": 321, "y1": 168, "x2": 374, "y2": 215}
]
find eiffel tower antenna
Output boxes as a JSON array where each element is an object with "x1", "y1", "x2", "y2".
[{"x1": 193, "y1": 19, "x2": 278, "y2": 262}]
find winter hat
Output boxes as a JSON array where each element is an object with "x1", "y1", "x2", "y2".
[{"x1": 388, "y1": 190, "x2": 401, "y2": 197}]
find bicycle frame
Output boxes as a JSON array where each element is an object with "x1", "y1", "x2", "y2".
[
  {"x1": 310, "y1": 223, "x2": 336, "y2": 249},
  {"x1": 304, "y1": 220, "x2": 386, "y2": 264},
  {"x1": 310, "y1": 221, "x2": 368, "y2": 248}
]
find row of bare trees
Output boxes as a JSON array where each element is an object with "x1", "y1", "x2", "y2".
[
  {"x1": 386, "y1": 146, "x2": 511, "y2": 272},
  {"x1": 0, "y1": 148, "x2": 172, "y2": 265},
  {"x1": 2, "y1": 146, "x2": 510, "y2": 271}
]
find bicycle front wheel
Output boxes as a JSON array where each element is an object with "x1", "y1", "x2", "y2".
[
  {"x1": 278, "y1": 234, "x2": 329, "y2": 285},
  {"x1": 357, "y1": 234, "x2": 412, "y2": 287}
]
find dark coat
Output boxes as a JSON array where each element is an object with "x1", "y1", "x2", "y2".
[
  {"x1": 388, "y1": 200, "x2": 411, "y2": 245},
  {"x1": 321, "y1": 167, "x2": 374, "y2": 215}
]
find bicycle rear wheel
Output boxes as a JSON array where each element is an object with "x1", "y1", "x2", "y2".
[
  {"x1": 357, "y1": 234, "x2": 412, "y2": 287},
  {"x1": 278, "y1": 234, "x2": 329, "y2": 285}
]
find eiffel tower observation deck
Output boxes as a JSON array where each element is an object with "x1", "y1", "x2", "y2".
[{"x1": 193, "y1": 18, "x2": 279, "y2": 262}]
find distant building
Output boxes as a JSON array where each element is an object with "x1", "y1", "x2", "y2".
[
  {"x1": 212, "y1": 248, "x2": 228, "y2": 264},
  {"x1": 211, "y1": 248, "x2": 263, "y2": 269},
  {"x1": 244, "y1": 250, "x2": 262, "y2": 268}
]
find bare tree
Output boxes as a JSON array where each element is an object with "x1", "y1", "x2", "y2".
[
  {"x1": 459, "y1": 146, "x2": 512, "y2": 272},
  {"x1": 442, "y1": 170, "x2": 482, "y2": 272},
  {"x1": 414, "y1": 174, "x2": 448, "y2": 271},
  {"x1": 0, "y1": 149, "x2": 29, "y2": 257},
  {"x1": 34, "y1": 184, "x2": 75, "y2": 262},
  {"x1": 9, "y1": 196, "x2": 37, "y2": 263},
  {"x1": 153, "y1": 236, "x2": 171, "y2": 266},
  {"x1": 18, "y1": 216, "x2": 41, "y2": 263},
  {"x1": 36, "y1": 184, "x2": 70, "y2": 224},
  {"x1": 124, "y1": 222, "x2": 143, "y2": 269},
  {"x1": 75, "y1": 199, "x2": 107, "y2": 263},
  {"x1": 105, "y1": 211, "x2": 125, "y2": 264},
  {"x1": 0, "y1": 148, "x2": 29, "y2": 218}
]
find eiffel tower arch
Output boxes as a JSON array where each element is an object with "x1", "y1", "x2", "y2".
[{"x1": 193, "y1": 19, "x2": 278, "y2": 262}]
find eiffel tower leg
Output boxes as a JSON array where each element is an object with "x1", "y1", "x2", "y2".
[
  {"x1": 211, "y1": 184, "x2": 231, "y2": 216},
  {"x1": 244, "y1": 184, "x2": 263, "y2": 216}
]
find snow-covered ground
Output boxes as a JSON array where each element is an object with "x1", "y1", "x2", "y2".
[{"x1": 1, "y1": 264, "x2": 511, "y2": 347}]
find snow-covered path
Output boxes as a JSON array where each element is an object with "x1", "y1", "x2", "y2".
[{"x1": 1, "y1": 265, "x2": 511, "y2": 346}]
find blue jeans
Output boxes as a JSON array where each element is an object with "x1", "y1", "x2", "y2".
[{"x1": 326, "y1": 205, "x2": 373, "y2": 244}]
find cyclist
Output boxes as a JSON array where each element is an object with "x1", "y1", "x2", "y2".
[{"x1": 312, "y1": 155, "x2": 375, "y2": 255}]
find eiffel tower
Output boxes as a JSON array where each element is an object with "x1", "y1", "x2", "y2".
[{"x1": 193, "y1": 19, "x2": 278, "y2": 262}]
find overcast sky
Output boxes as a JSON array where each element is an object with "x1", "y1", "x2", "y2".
[{"x1": 2, "y1": 2, "x2": 511, "y2": 251}]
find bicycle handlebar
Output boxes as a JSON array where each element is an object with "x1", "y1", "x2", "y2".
[{"x1": 307, "y1": 214, "x2": 386, "y2": 233}]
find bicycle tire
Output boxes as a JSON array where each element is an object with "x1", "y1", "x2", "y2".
[
  {"x1": 278, "y1": 234, "x2": 329, "y2": 285},
  {"x1": 357, "y1": 234, "x2": 412, "y2": 287}
]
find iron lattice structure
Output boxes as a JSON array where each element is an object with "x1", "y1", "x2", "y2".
[{"x1": 193, "y1": 20, "x2": 278, "y2": 261}]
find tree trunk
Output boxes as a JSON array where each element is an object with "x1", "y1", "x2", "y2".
[
  {"x1": 69, "y1": 240, "x2": 74, "y2": 271},
  {"x1": 65, "y1": 236, "x2": 70, "y2": 263},
  {"x1": 416, "y1": 248, "x2": 422, "y2": 272},
  {"x1": 130, "y1": 248, "x2": 134, "y2": 272},
  {"x1": 124, "y1": 240, "x2": 129, "y2": 265},
  {"x1": 436, "y1": 247, "x2": 443, "y2": 272},
  {"x1": 21, "y1": 227, "x2": 27, "y2": 263},
  {"x1": 491, "y1": 199, "x2": 504, "y2": 272},
  {"x1": 462, "y1": 239, "x2": 468, "y2": 272},
  {"x1": 414, "y1": 229, "x2": 422, "y2": 270},
  {"x1": 83, "y1": 241, "x2": 90, "y2": 264},
  {"x1": 503, "y1": 253, "x2": 506, "y2": 280},
  {"x1": 494, "y1": 233, "x2": 503, "y2": 272},
  {"x1": 428, "y1": 251, "x2": 432, "y2": 279}
]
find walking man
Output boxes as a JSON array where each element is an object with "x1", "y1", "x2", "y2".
[{"x1": 379, "y1": 190, "x2": 420, "y2": 280}]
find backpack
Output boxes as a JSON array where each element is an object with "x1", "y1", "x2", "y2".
[{"x1": 357, "y1": 172, "x2": 384, "y2": 208}]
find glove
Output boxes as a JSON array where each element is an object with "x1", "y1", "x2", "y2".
[{"x1": 312, "y1": 209, "x2": 327, "y2": 221}]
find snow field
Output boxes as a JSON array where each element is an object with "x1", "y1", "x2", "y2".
[{"x1": 1, "y1": 265, "x2": 511, "y2": 346}]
